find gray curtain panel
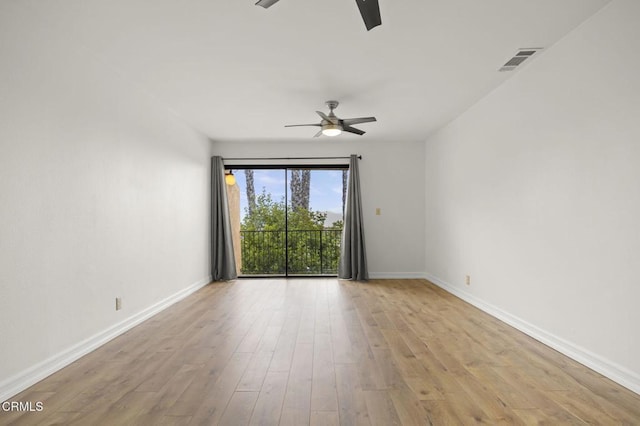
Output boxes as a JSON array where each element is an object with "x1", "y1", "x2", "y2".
[
  {"x1": 211, "y1": 156, "x2": 237, "y2": 281},
  {"x1": 338, "y1": 154, "x2": 369, "y2": 281}
]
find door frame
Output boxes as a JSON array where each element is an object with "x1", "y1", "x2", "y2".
[{"x1": 226, "y1": 164, "x2": 348, "y2": 278}]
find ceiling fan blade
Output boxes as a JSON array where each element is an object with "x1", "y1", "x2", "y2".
[
  {"x1": 355, "y1": 0, "x2": 382, "y2": 31},
  {"x1": 255, "y1": 0, "x2": 280, "y2": 8},
  {"x1": 314, "y1": 130, "x2": 323, "y2": 138},
  {"x1": 342, "y1": 116, "x2": 377, "y2": 126},
  {"x1": 316, "y1": 111, "x2": 338, "y2": 124},
  {"x1": 343, "y1": 125, "x2": 366, "y2": 135},
  {"x1": 285, "y1": 123, "x2": 321, "y2": 127}
]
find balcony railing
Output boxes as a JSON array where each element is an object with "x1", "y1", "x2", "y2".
[{"x1": 240, "y1": 229, "x2": 342, "y2": 275}]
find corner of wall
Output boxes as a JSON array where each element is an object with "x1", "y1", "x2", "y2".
[
  {"x1": 0, "y1": 276, "x2": 211, "y2": 402},
  {"x1": 424, "y1": 272, "x2": 640, "y2": 395}
]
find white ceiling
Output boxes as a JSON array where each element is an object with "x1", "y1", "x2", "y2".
[{"x1": 23, "y1": 0, "x2": 610, "y2": 143}]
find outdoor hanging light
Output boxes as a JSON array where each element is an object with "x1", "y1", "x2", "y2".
[{"x1": 225, "y1": 170, "x2": 236, "y2": 186}]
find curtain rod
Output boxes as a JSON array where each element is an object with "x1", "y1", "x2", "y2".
[{"x1": 222, "y1": 155, "x2": 362, "y2": 161}]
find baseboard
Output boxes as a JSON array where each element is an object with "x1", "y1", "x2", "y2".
[
  {"x1": 369, "y1": 272, "x2": 429, "y2": 279},
  {"x1": 424, "y1": 273, "x2": 640, "y2": 395},
  {"x1": 0, "y1": 275, "x2": 211, "y2": 402}
]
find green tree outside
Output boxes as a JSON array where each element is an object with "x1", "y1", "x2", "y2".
[{"x1": 240, "y1": 190, "x2": 342, "y2": 275}]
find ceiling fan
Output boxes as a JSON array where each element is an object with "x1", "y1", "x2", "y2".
[
  {"x1": 285, "y1": 100, "x2": 377, "y2": 137},
  {"x1": 255, "y1": 0, "x2": 382, "y2": 31}
]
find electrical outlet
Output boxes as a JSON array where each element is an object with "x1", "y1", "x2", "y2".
[
  {"x1": 375, "y1": 208, "x2": 381, "y2": 215},
  {"x1": 465, "y1": 275, "x2": 471, "y2": 286},
  {"x1": 115, "y1": 297, "x2": 122, "y2": 311}
]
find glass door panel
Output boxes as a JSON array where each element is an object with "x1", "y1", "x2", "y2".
[
  {"x1": 227, "y1": 166, "x2": 346, "y2": 276},
  {"x1": 231, "y1": 168, "x2": 287, "y2": 276},
  {"x1": 286, "y1": 168, "x2": 345, "y2": 276}
]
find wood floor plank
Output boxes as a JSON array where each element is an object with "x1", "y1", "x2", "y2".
[
  {"x1": 452, "y1": 369, "x2": 522, "y2": 425},
  {"x1": 295, "y1": 304, "x2": 316, "y2": 345},
  {"x1": 403, "y1": 377, "x2": 444, "y2": 401},
  {"x1": 249, "y1": 371, "x2": 289, "y2": 425},
  {"x1": 330, "y1": 309, "x2": 356, "y2": 365},
  {"x1": 174, "y1": 351, "x2": 252, "y2": 424},
  {"x1": 218, "y1": 391, "x2": 259, "y2": 426},
  {"x1": 310, "y1": 332, "x2": 339, "y2": 412},
  {"x1": 335, "y1": 363, "x2": 371, "y2": 426},
  {"x1": 465, "y1": 365, "x2": 534, "y2": 410},
  {"x1": 363, "y1": 390, "x2": 402, "y2": 426},
  {"x1": 356, "y1": 351, "x2": 388, "y2": 391},
  {"x1": 148, "y1": 364, "x2": 202, "y2": 414},
  {"x1": 165, "y1": 350, "x2": 234, "y2": 416},
  {"x1": 4, "y1": 278, "x2": 640, "y2": 425},
  {"x1": 310, "y1": 410, "x2": 339, "y2": 426},
  {"x1": 235, "y1": 309, "x2": 275, "y2": 353},
  {"x1": 380, "y1": 329, "x2": 426, "y2": 379},
  {"x1": 389, "y1": 387, "x2": 430, "y2": 426},
  {"x1": 441, "y1": 388, "x2": 492, "y2": 425},
  {"x1": 237, "y1": 351, "x2": 274, "y2": 392},
  {"x1": 280, "y1": 343, "x2": 313, "y2": 426},
  {"x1": 421, "y1": 399, "x2": 463, "y2": 426},
  {"x1": 255, "y1": 323, "x2": 284, "y2": 354},
  {"x1": 269, "y1": 316, "x2": 299, "y2": 372},
  {"x1": 550, "y1": 389, "x2": 620, "y2": 424}
]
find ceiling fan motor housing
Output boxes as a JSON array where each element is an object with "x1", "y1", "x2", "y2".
[{"x1": 326, "y1": 100, "x2": 339, "y2": 111}]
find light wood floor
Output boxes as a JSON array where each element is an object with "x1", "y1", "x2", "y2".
[{"x1": 3, "y1": 279, "x2": 640, "y2": 425}]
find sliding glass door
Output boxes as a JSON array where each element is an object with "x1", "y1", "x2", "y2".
[
  {"x1": 286, "y1": 169, "x2": 344, "y2": 275},
  {"x1": 226, "y1": 166, "x2": 347, "y2": 277}
]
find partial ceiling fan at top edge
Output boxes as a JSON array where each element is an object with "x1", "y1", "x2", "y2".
[{"x1": 255, "y1": 0, "x2": 382, "y2": 31}]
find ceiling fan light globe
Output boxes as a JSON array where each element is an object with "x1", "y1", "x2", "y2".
[{"x1": 322, "y1": 124, "x2": 342, "y2": 137}]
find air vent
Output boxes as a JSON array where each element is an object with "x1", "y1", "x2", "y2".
[{"x1": 499, "y1": 48, "x2": 543, "y2": 72}]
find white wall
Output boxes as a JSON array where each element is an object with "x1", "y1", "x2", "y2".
[
  {"x1": 0, "y1": 2, "x2": 211, "y2": 398},
  {"x1": 213, "y1": 138, "x2": 426, "y2": 278},
  {"x1": 424, "y1": 0, "x2": 640, "y2": 392}
]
